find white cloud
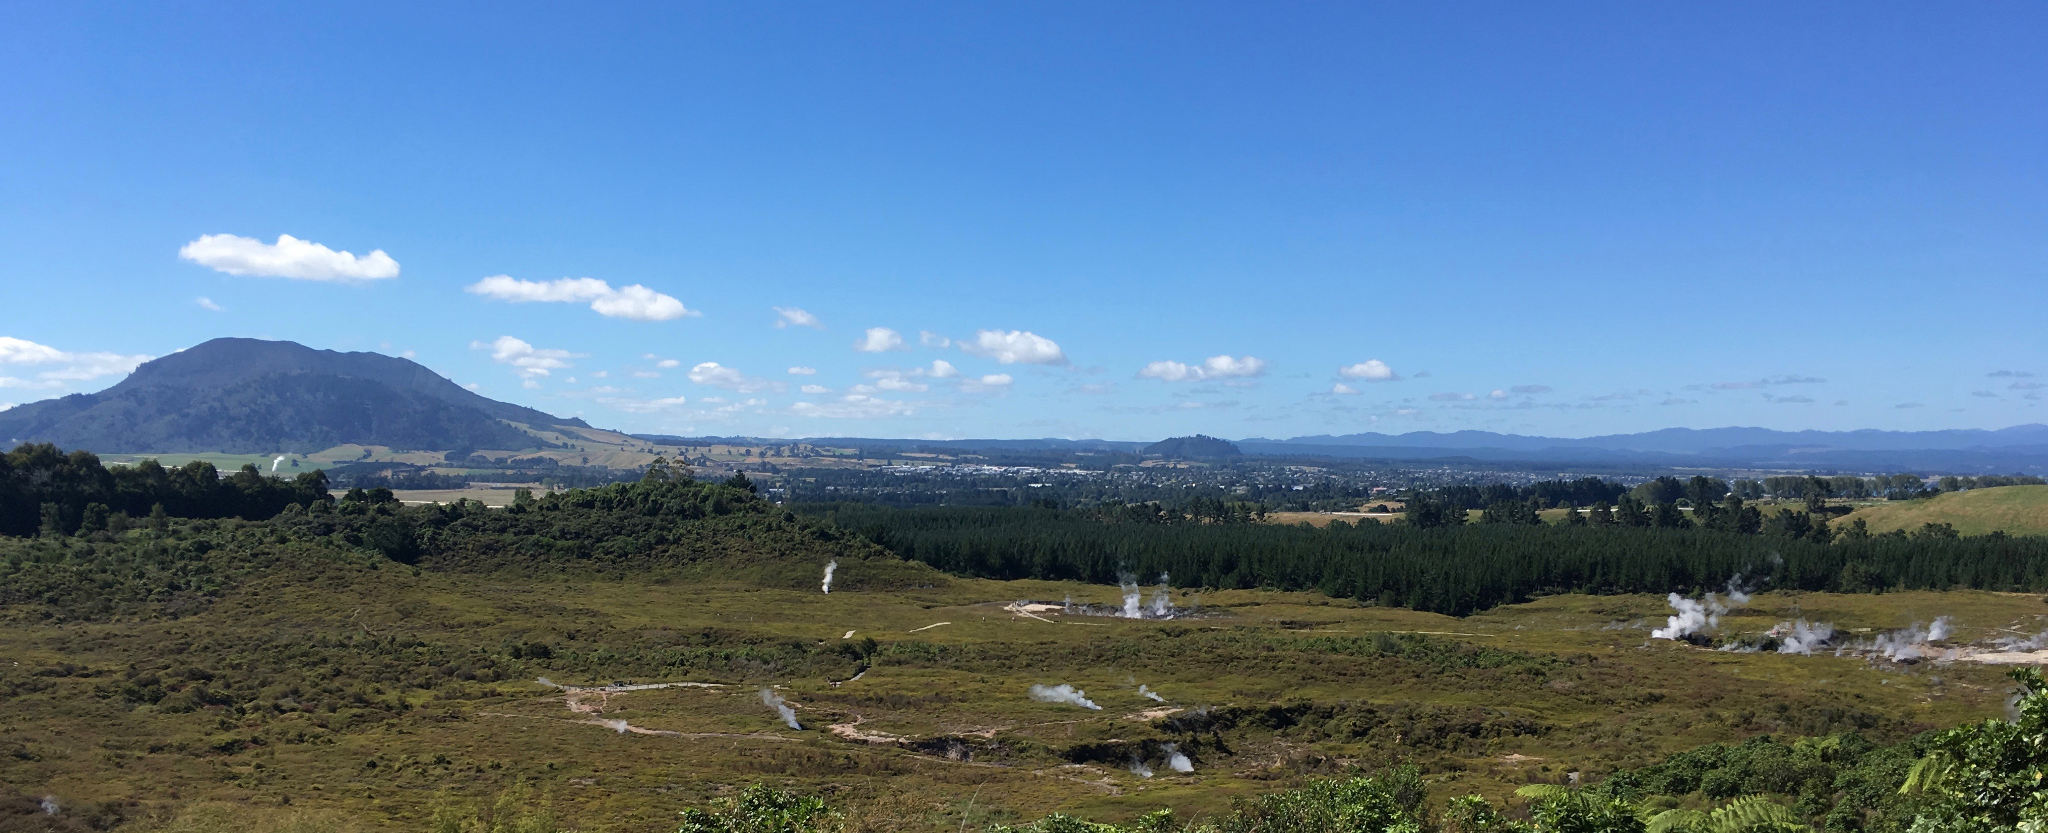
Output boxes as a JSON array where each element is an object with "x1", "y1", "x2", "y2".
[
  {"x1": 791, "y1": 393, "x2": 916, "y2": 419},
  {"x1": 0, "y1": 337, "x2": 68, "y2": 365},
  {"x1": 773, "y1": 306, "x2": 823, "y2": 329},
  {"x1": 1332, "y1": 382, "x2": 1359, "y2": 395},
  {"x1": 1429, "y1": 392, "x2": 1476, "y2": 401},
  {"x1": 179, "y1": 233, "x2": 400, "y2": 281},
  {"x1": 920, "y1": 331, "x2": 952, "y2": 348},
  {"x1": 466, "y1": 275, "x2": 696, "y2": 321},
  {"x1": 470, "y1": 335, "x2": 580, "y2": 379},
  {"x1": 1138, "y1": 360, "x2": 1199, "y2": 382},
  {"x1": 964, "y1": 373, "x2": 1013, "y2": 392},
  {"x1": 962, "y1": 329, "x2": 1066, "y2": 365},
  {"x1": 1138, "y1": 354, "x2": 1266, "y2": 382},
  {"x1": 522, "y1": 379, "x2": 541, "y2": 390},
  {"x1": 929, "y1": 359, "x2": 959, "y2": 379},
  {"x1": 0, "y1": 337, "x2": 151, "y2": 389},
  {"x1": 1338, "y1": 360, "x2": 1397, "y2": 381},
  {"x1": 631, "y1": 370, "x2": 661, "y2": 379},
  {"x1": 601, "y1": 395, "x2": 691, "y2": 413},
  {"x1": 788, "y1": 366, "x2": 818, "y2": 375},
  {"x1": 856, "y1": 327, "x2": 906, "y2": 352},
  {"x1": 687, "y1": 361, "x2": 783, "y2": 394},
  {"x1": 873, "y1": 376, "x2": 928, "y2": 393},
  {"x1": 655, "y1": 358, "x2": 680, "y2": 369},
  {"x1": 195, "y1": 296, "x2": 222, "y2": 312},
  {"x1": 800, "y1": 384, "x2": 830, "y2": 395},
  {"x1": 1490, "y1": 389, "x2": 1508, "y2": 400}
]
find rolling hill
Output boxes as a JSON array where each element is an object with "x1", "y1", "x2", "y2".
[
  {"x1": 0, "y1": 337, "x2": 589, "y2": 453},
  {"x1": 1836, "y1": 484, "x2": 2048, "y2": 537}
]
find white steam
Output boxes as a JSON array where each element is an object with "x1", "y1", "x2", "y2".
[
  {"x1": 760, "y1": 688, "x2": 802, "y2": 729},
  {"x1": 1651, "y1": 593, "x2": 1726, "y2": 641},
  {"x1": 1028, "y1": 683, "x2": 1102, "y2": 710},
  {"x1": 821, "y1": 560, "x2": 837, "y2": 594},
  {"x1": 271, "y1": 455, "x2": 286, "y2": 473},
  {"x1": 1129, "y1": 757, "x2": 1154, "y2": 778},
  {"x1": 1850, "y1": 617, "x2": 1957, "y2": 663},
  {"x1": 1772, "y1": 620, "x2": 1836, "y2": 655},
  {"x1": 1149, "y1": 573, "x2": 1173, "y2": 618},
  {"x1": 1650, "y1": 576, "x2": 1758, "y2": 641},
  {"x1": 1723, "y1": 575, "x2": 1752, "y2": 606},
  {"x1": 602, "y1": 718, "x2": 630, "y2": 734},
  {"x1": 1139, "y1": 684, "x2": 1165, "y2": 703},
  {"x1": 1120, "y1": 577, "x2": 1143, "y2": 618},
  {"x1": 40, "y1": 796, "x2": 59, "y2": 815},
  {"x1": 1118, "y1": 572, "x2": 1176, "y2": 619},
  {"x1": 1164, "y1": 743, "x2": 1194, "y2": 772}
]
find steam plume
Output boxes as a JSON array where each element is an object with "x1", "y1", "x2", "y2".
[
  {"x1": 1117, "y1": 572, "x2": 1175, "y2": 619},
  {"x1": 760, "y1": 688, "x2": 802, "y2": 729},
  {"x1": 1129, "y1": 757, "x2": 1154, "y2": 778},
  {"x1": 602, "y1": 719, "x2": 630, "y2": 734},
  {"x1": 821, "y1": 560, "x2": 837, "y2": 594},
  {"x1": 1028, "y1": 683, "x2": 1102, "y2": 710},
  {"x1": 270, "y1": 455, "x2": 286, "y2": 473},
  {"x1": 1138, "y1": 684, "x2": 1165, "y2": 703},
  {"x1": 40, "y1": 796, "x2": 58, "y2": 815},
  {"x1": 1852, "y1": 617, "x2": 1956, "y2": 662},
  {"x1": 1650, "y1": 593, "x2": 1726, "y2": 641},
  {"x1": 1772, "y1": 619, "x2": 1836, "y2": 655},
  {"x1": 1723, "y1": 574, "x2": 1752, "y2": 606},
  {"x1": 1148, "y1": 573, "x2": 1173, "y2": 618},
  {"x1": 1163, "y1": 743, "x2": 1193, "y2": 772}
]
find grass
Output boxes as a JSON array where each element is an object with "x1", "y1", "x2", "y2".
[
  {"x1": 5, "y1": 536, "x2": 2040, "y2": 831},
  {"x1": 1836, "y1": 485, "x2": 2048, "y2": 537}
]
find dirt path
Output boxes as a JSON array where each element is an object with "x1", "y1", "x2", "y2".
[
  {"x1": 1958, "y1": 648, "x2": 2048, "y2": 665},
  {"x1": 907, "y1": 622, "x2": 951, "y2": 633},
  {"x1": 827, "y1": 714, "x2": 910, "y2": 745},
  {"x1": 1004, "y1": 602, "x2": 1058, "y2": 624},
  {"x1": 478, "y1": 711, "x2": 795, "y2": 741}
]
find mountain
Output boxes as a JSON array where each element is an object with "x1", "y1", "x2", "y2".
[
  {"x1": 1239, "y1": 425, "x2": 2048, "y2": 472},
  {"x1": 1143, "y1": 434, "x2": 1243, "y2": 459},
  {"x1": 0, "y1": 338, "x2": 588, "y2": 453}
]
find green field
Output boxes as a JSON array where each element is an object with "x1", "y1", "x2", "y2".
[
  {"x1": 1838, "y1": 485, "x2": 2048, "y2": 537},
  {"x1": 4, "y1": 538, "x2": 2036, "y2": 831}
]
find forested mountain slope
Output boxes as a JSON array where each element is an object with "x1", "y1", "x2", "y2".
[{"x1": 0, "y1": 338, "x2": 587, "y2": 453}]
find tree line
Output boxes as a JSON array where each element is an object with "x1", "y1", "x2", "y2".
[
  {"x1": 807, "y1": 501, "x2": 2048, "y2": 616},
  {"x1": 0, "y1": 443, "x2": 332, "y2": 538}
]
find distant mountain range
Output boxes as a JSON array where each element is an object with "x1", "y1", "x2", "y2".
[
  {"x1": 2, "y1": 338, "x2": 2042, "y2": 472},
  {"x1": 0, "y1": 338, "x2": 587, "y2": 453},
  {"x1": 1236, "y1": 426, "x2": 2048, "y2": 471}
]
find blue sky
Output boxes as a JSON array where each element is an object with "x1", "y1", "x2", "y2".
[{"x1": 2, "y1": 2, "x2": 2043, "y2": 441}]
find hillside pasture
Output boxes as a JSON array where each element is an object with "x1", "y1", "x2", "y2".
[{"x1": 1837, "y1": 485, "x2": 2048, "y2": 537}]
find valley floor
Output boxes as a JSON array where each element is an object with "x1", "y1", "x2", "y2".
[{"x1": 2, "y1": 565, "x2": 2037, "y2": 830}]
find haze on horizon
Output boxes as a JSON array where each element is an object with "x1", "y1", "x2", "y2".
[{"x1": 2, "y1": 3, "x2": 2042, "y2": 442}]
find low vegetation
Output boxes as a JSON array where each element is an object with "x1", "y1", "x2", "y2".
[{"x1": 5, "y1": 445, "x2": 2048, "y2": 829}]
